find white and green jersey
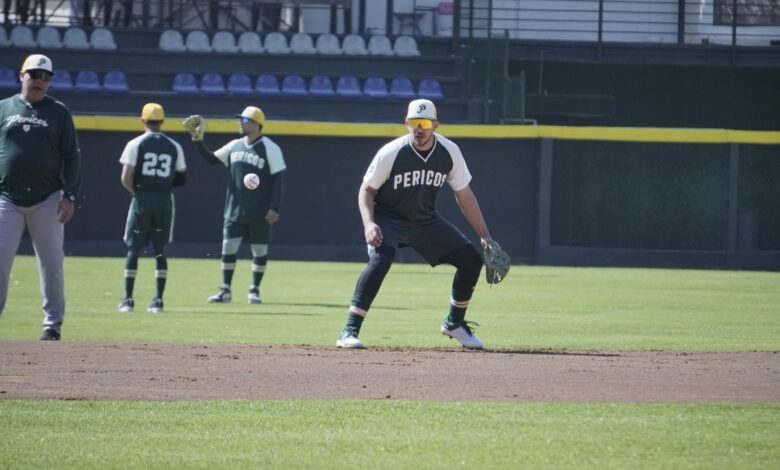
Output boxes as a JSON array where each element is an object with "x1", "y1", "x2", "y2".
[
  {"x1": 364, "y1": 133, "x2": 471, "y2": 222},
  {"x1": 214, "y1": 135, "x2": 286, "y2": 222},
  {"x1": 119, "y1": 131, "x2": 186, "y2": 192}
]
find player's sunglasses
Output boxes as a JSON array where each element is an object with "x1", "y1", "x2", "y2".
[
  {"x1": 26, "y1": 70, "x2": 52, "y2": 82},
  {"x1": 239, "y1": 117, "x2": 255, "y2": 124},
  {"x1": 407, "y1": 118, "x2": 434, "y2": 129}
]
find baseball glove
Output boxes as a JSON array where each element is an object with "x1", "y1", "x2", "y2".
[
  {"x1": 182, "y1": 114, "x2": 206, "y2": 141},
  {"x1": 483, "y1": 239, "x2": 510, "y2": 285}
]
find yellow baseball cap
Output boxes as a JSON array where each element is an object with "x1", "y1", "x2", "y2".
[
  {"x1": 235, "y1": 106, "x2": 266, "y2": 125},
  {"x1": 141, "y1": 103, "x2": 165, "y2": 121},
  {"x1": 20, "y1": 54, "x2": 54, "y2": 74}
]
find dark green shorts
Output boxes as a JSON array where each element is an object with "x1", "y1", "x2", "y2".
[
  {"x1": 123, "y1": 192, "x2": 174, "y2": 249},
  {"x1": 376, "y1": 214, "x2": 471, "y2": 266},
  {"x1": 224, "y1": 219, "x2": 271, "y2": 244}
]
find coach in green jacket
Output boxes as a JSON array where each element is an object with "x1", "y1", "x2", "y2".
[{"x1": 0, "y1": 54, "x2": 82, "y2": 341}]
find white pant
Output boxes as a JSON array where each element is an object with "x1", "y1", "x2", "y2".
[{"x1": 0, "y1": 192, "x2": 65, "y2": 332}]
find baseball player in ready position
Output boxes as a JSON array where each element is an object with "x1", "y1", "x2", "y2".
[
  {"x1": 0, "y1": 54, "x2": 82, "y2": 340},
  {"x1": 337, "y1": 99, "x2": 494, "y2": 350},
  {"x1": 182, "y1": 106, "x2": 286, "y2": 304},
  {"x1": 117, "y1": 103, "x2": 187, "y2": 314}
]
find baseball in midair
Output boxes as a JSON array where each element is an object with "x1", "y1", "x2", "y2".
[{"x1": 243, "y1": 173, "x2": 260, "y2": 190}]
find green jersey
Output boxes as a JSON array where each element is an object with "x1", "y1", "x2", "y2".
[
  {"x1": 213, "y1": 135, "x2": 286, "y2": 223},
  {"x1": 364, "y1": 134, "x2": 471, "y2": 222},
  {"x1": 0, "y1": 94, "x2": 81, "y2": 206},
  {"x1": 119, "y1": 131, "x2": 186, "y2": 192}
]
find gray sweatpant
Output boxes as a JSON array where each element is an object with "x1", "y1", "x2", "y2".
[{"x1": 0, "y1": 192, "x2": 65, "y2": 333}]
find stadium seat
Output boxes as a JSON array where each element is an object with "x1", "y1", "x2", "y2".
[
  {"x1": 226, "y1": 73, "x2": 254, "y2": 95},
  {"x1": 393, "y1": 35, "x2": 420, "y2": 57},
  {"x1": 367, "y1": 35, "x2": 394, "y2": 56},
  {"x1": 172, "y1": 72, "x2": 198, "y2": 94},
  {"x1": 255, "y1": 74, "x2": 281, "y2": 96},
  {"x1": 264, "y1": 32, "x2": 290, "y2": 54},
  {"x1": 418, "y1": 78, "x2": 444, "y2": 100},
  {"x1": 363, "y1": 76, "x2": 389, "y2": 99},
  {"x1": 237, "y1": 31, "x2": 264, "y2": 53},
  {"x1": 335, "y1": 75, "x2": 362, "y2": 98},
  {"x1": 159, "y1": 29, "x2": 186, "y2": 52},
  {"x1": 290, "y1": 32, "x2": 316, "y2": 54},
  {"x1": 63, "y1": 27, "x2": 90, "y2": 49},
  {"x1": 91, "y1": 27, "x2": 117, "y2": 50},
  {"x1": 37, "y1": 26, "x2": 62, "y2": 49},
  {"x1": 75, "y1": 70, "x2": 102, "y2": 92},
  {"x1": 103, "y1": 70, "x2": 129, "y2": 93},
  {"x1": 281, "y1": 74, "x2": 308, "y2": 97},
  {"x1": 200, "y1": 72, "x2": 226, "y2": 95},
  {"x1": 315, "y1": 33, "x2": 341, "y2": 55},
  {"x1": 0, "y1": 67, "x2": 17, "y2": 90},
  {"x1": 389, "y1": 77, "x2": 416, "y2": 99},
  {"x1": 341, "y1": 34, "x2": 368, "y2": 55},
  {"x1": 186, "y1": 30, "x2": 212, "y2": 53},
  {"x1": 48, "y1": 70, "x2": 74, "y2": 92},
  {"x1": 308, "y1": 75, "x2": 335, "y2": 97},
  {"x1": 0, "y1": 26, "x2": 9, "y2": 47},
  {"x1": 212, "y1": 30, "x2": 238, "y2": 53},
  {"x1": 10, "y1": 25, "x2": 36, "y2": 47}
]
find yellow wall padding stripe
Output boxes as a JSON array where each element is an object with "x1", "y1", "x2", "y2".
[{"x1": 73, "y1": 115, "x2": 780, "y2": 144}]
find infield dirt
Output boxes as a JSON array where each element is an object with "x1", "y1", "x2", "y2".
[{"x1": 1, "y1": 341, "x2": 778, "y2": 402}]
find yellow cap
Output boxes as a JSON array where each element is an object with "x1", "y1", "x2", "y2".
[
  {"x1": 21, "y1": 54, "x2": 54, "y2": 74},
  {"x1": 141, "y1": 103, "x2": 165, "y2": 121},
  {"x1": 235, "y1": 106, "x2": 266, "y2": 125}
]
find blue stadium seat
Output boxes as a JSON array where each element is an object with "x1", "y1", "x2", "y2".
[
  {"x1": 281, "y1": 74, "x2": 308, "y2": 97},
  {"x1": 363, "y1": 76, "x2": 389, "y2": 99},
  {"x1": 255, "y1": 74, "x2": 281, "y2": 97},
  {"x1": 172, "y1": 72, "x2": 198, "y2": 94},
  {"x1": 335, "y1": 75, "x2": 361, "y2": 98},
  {"x1": 308, "y1": 75, "x2": 335, "y2": 98},
  {"x1": 103, "y1": 70, "x2": 129, "y2": 93},
  {"x1": 227, "y1": 73, "x2": 254, "y2": 95},
  {"x1": 389, "y1": 77, "x2": 416, "y2": 99},
  {"x1": 0, "y1": 67, "x2": 17, "y2": 91},
  {"x1": 417, "y1": 78, "x2": 444, "y2": 100},
  {"x1": 48, "y1": 70, "x2": 74, "y2": 92},
  {"x1": 200, "y1": 72, "x2": 226, "y2": 95},
  {"x1": 75, "y1": 70, "x2": 102, "y2": 92}
]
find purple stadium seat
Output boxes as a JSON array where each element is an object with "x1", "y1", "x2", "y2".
[
  {"x1": 281, "y1": 74, "x2": 308, "y2": 97},
  {"x1": 417, "y1": 78, "x2": 444, "y2": 100},
  {"x1": 308, "y1": 75, "x2": 335, "y2": 97},
  {"x1": 75, "y1": 70, "x2": 102, "y2": 92},
  {"x1": 48, "y1": 70, "x2": 74, "y2": 92},
  {"x1": 200, "y1": 72, "x2": 226, "y2": 95},
  {"x1": 255, "y1": 74, "x2": 281, "y2": 97},
  {"x1": 172, "y1": 72, "x2": 198, "y2": 94},
  {"x1": 227, "y1": 73, "x2": 254, "y2": 95},
  {"x1": 335, "y1": 75, "x2": 361, "y2": 98},
  {"x1": 103, "y1": 70, "x2": 129, "y2": 93},
  {"x1": 389, "y1": 77, "x2": 416, "y2": 99},
  {"x1": 0, "y1": 67, "x2": 17, "y2": 91},
  {"x1": 363, "y1": 76, "x2": 389, "y2": 99}
]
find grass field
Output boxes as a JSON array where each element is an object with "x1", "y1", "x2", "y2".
[{"x1": 1, "y1": 255, "x2": 779, "y2": 468}]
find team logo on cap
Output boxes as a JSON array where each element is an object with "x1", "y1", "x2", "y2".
[
  {"x1": 37, "y1": 57, "x2": 47, "y2": 67},
  {"x1": 417, "y1": 103, "x2": 426, "y2": 114}
]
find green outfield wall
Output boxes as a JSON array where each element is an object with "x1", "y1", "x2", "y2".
[{"x1": 52, "y1": 118, "x2": 779, "y2": 270}]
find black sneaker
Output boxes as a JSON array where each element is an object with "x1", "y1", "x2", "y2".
[
  {"x1": 147, "y1": 298, "x2": 164, "y2": 314},
  {"x1": 117, "y1": 298, "x2": 134, "y2": 313},
  {"x1": 208, "y1": 287, "x2": 232, "y2": 303},
  {"x1": 40, "y1": 329, "x2": 61, "y2": 341},
  {"x1": 247, "y1": 287, "x2": 261, "y2": 304}
]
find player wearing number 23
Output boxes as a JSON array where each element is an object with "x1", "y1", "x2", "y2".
[{"x1": 117, "y1": 103, "x2": 186, "y2": 314}]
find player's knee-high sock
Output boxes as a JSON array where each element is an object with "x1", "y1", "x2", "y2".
[
  {"x1": 221, "y1": 254, "x2": 237, "y2": 289},
  {"x1": 124, "y1": 249, "x2": 139, "y2": 299},
  {"x1": 251, "y1": 256, "x2": 266, "y2": 288},
  {"x1": 440, "y1": 244, "x2": 483, "y2": 325},
  {"x1": 154, "y1": 254, "x2": 168, "y2": 300},
  {"x1": 345, "y1": 246, "x2": 395, "y2": 333}
]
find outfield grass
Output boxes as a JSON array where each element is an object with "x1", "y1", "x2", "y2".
[
  {"x1": 2, "y1": 256, "x2": 779, "y2": 468},
  {"x1": 1, "y1": 256, "x2": 778, "y2": 351}
]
